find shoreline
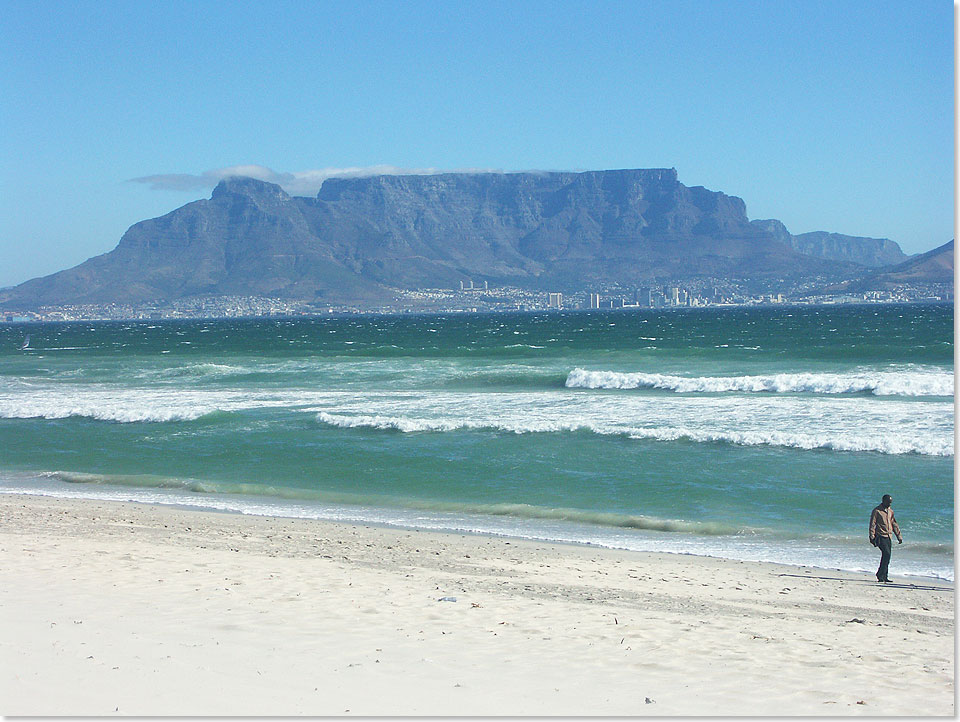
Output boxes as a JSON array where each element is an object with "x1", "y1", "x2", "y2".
[
  {"x1": 1, "y1": 483, "x2": 953, "y2": 583},
  {"x1": 1, "y1": 493, "x2": 953, "y2": 715}
]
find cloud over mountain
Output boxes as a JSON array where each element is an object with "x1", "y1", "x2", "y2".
[{"x1": 130, "y1": 164, "x2": 502, "y2": 197}]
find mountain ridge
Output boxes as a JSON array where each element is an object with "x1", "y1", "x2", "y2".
[
  {"x1": 0, "y1": 169, "x2": 924, "y2": 307},
  {"x1": 832, "y1": 240, "x2": 954, "y2": 293},
  {"x1": 750, "y1": 220, "x2": 907, "y2": 267}
]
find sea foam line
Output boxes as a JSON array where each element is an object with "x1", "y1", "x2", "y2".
[
  {"x1": 0, "y1": 402, "x2": 212, "y2": 423},
  {"x1": 0, "y1": 388, "x2": 298, "y2": 423},
  {"x1": 314, "y1": 411, "x2": 588, "y2": 434},
  {"x1": 315, "y1": 411, "x2": 953, "y2": 456},
  {"x1": 565, "y1": 368, "x2": 954, "y2": 397}
]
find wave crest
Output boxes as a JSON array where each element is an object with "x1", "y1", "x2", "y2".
[
  {"x1": 0, "y1": 403, "x2": 212, "y2": 423},
  {"x1": 316, "y1": 411, "x2": 951, "y2": 456},
  {"x1": 315, "y1": 411, "x2": 587, "y2": 434},
  {"x1": 155, "y1": 363, "x2": 249, "y2": 378},
  {"x1": 565, "y1": 368, "x2": 954, "y2": 397}
]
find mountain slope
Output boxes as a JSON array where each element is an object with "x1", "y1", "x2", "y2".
[
  {"x1": 819, "y1": 240, "x2": 954, "y2": 294},
  {"x1": 750, "y1": 221, "x2": 907, "y2": 267},
  {"x1": 3, "y1": 170, "x2": 863, "y2": 307},
  {"x1": 791, "y1": 231, "x2": 907, "y2": 267},
  {"x1": 867, "y1": 239, "x2": 953, "y2": 286}
]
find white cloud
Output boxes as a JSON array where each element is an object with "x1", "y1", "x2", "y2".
[{"x1": 130, "y1": 164, "x2": 506, "y2": 197}]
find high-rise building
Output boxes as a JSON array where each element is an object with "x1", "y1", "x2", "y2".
[
  {"x1": 589, "y1": 293, "x2": 600, "y2": 309},
  {"x1": 670, "y1": 287, "x2": 680, "y2": 305},
  {"x1": 548, "y1": 292, "x2": 563, "y2": 309},
  {"x1": 636, "y1": 287, "x2": 652, "y2": 307}
]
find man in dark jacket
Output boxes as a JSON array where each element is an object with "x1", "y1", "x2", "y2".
[{"x1": 869, "y1": 494, "x2": 902, "y2": 583}]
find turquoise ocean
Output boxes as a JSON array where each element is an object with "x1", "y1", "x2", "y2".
[{"x1": 0, "y1": 304, "x2": 953, "y2": 580}]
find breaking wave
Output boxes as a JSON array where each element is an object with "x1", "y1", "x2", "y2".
[
  {"x1": 565, "y1": 367, "x2": 954, "y2": 397},
  {"x1": 0, "y1": 400, "x2": 216, "y2": 423},
  {"x1": 0, "y1": 387, "x2": 299, "y2": 423},
  {"x1": 155, "y1": 363, "x2": 250, "y2": 378},
  {"x1": 315, "y1": 411, "x2": 589, "y2": 435},
  {"x1": 316, "y1": 411, "x2": 952, "y2": 456}
]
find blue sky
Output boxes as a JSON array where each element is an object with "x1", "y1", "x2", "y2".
[{"x1": 0, "y1": 0, "x2": 953, "y2": 288}]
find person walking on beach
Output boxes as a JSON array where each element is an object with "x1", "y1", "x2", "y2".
[{"x1": 869, "y1": 494, "x2": 902, "y2": 583}]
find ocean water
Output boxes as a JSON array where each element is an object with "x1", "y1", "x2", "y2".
[{"x1": 0, "y1": 304, "x2": 953, "y2": 580}]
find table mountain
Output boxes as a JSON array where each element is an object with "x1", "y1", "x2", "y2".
[{"x1": 2, "y1": 169, "x2": 892, "y2": 307}]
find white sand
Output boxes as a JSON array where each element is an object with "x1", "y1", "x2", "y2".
[{"x1": 0, "y1": 493, "x2": 953, "y2": 716}]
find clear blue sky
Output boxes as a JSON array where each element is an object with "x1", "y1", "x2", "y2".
[{"x1": 0, "y1": 0, "x2": 953, "y2": 288}]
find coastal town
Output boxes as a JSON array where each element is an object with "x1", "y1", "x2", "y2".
[{"x1": 2, "y1": 278, "x2": 952, "y2": 322}]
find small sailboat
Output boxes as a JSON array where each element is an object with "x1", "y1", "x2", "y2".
[{"x1": 19, "y1": 334, "x2": 30, "y2": 350}]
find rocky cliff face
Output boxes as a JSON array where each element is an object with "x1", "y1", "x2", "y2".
[
  {"x1": 790, "y1": 231, "x2": 907, "y2": 267},
  {"x1": 3, "y1": 170, "x2": 868, "y2": 307},
  {"x1": 750, "y1": 221, "x2": 907, "y2": 267}
]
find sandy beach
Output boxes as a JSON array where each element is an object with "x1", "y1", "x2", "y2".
[{"x1": 0, "y1": 493, "x2": 953, "y2": 716}]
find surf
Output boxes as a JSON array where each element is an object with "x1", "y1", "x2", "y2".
[{"x1": 565, "y1": 367, "x2": 955, "y2": 397}]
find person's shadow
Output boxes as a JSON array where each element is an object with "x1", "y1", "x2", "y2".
[{"x1": 777, "y1": 573, "x2": 951, "y2": 592}]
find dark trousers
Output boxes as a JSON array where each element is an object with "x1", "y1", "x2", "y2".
[{"x1": 876, "y1": 535, "x2": 892, "y2": 581}]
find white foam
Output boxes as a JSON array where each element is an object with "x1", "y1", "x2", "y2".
[
  {"x1": 316, "y1": 410, "x2": 588, "y2": 435},
  {"x1": 565, "y1": 367, "x2": 955, "y2": 397},
  {"x1": 0, "y1": 386, "x2": 300, "y2": 423},
  {"x1": 316, "y1": 411, "x2": 465, "y2": 433},
  {"x1": 315, "y1": 407, "x2": 953, "y2": 456},
  {"x1": 622, "y1": 426, "x2": 952, "y2": 456},
  {"x1": 0, "y1": 402, "x2": 208, "y2": 423},
  {"x1": 1, "y1": 371, "x2": 952, "y2": 456},
  {"x1": 155, "y1": 363, "x2": 249, "y2": 378}
]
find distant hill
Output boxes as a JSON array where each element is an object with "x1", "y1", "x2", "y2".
[
  {"x1": 818, "y1": 240, "x2": 953, "y2": 294},
  {"x1": 791, "y1": 231, "x2": 907, "y2": 267},
  {"x1": 1, "y1": 169, "x2": 897, "y2": 308},
  {"x1": 864, "y1": 240, "x2": 953, "y2": 288},
  {"x1": 750, "y1": 221, "x2": 907, "y2": 267}
]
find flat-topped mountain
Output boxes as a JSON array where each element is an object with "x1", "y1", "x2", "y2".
[{"x1": 0, "y1": 169, "x2": 915, "y2": 307}]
